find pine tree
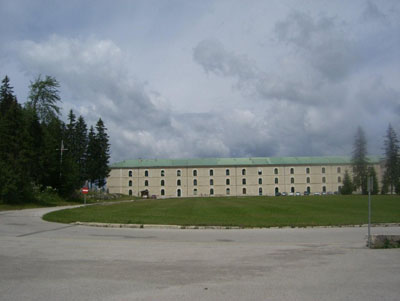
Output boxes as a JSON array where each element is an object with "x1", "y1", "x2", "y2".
[
  {"x1": 382, "y1": 124, "x2": 399, "y2": 194},
  {"x1": 341, "y1": 170, "x2": 353, "y2": 195},
  {"x1": 75, "y1": 116, "x2": 88, "y2": 185},
  {"x1": 368, "y1": 167, "x2": 379, "y2": 195},
  {"x1": 352, "y1": 127, "x2": 369, "y2": 194},
  {"x1": 95, "y1": 118, "x2": 110, "y2": 188},
  {"x1": 86, "y1": 126, "x2": 98, "y2": 188}
]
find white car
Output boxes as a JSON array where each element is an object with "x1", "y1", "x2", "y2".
[
  {"x1": 314, "y1": 192, "x2": 321, "y2": 196},
  {"x1": 295, "y1": 192, "x2": 301, "y2": 196}
]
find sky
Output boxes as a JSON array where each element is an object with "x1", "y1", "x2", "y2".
[{"x1": 1, "y1": 0, "x2": 399, "y2": 163}]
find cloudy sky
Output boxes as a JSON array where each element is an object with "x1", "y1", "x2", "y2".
[{"x1": 1, "y1": 0, "x2": 399, "y2": 162}]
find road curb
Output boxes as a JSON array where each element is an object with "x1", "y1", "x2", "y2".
[{"x1": 72, "y1": 221, "x2": 400, "y2": 230}]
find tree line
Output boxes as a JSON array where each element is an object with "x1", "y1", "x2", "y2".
[
  {"x1": 0, "y1": 75, "x2": 110, "y2": 204},
  {"x1": 341, "y1": 125, "x2": 400, "y2": 195}
]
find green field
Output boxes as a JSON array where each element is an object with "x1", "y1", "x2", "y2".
[{"x1": 43, "y1": 195, "x2": 400, "y2": 227}]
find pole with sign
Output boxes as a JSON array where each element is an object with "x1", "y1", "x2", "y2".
[
  {"x1": 367, "y1": 177, "x2": 372, "y2": 248},
  {"x1": 82, "y1": 187, "x2": 89, "y2": 204}
]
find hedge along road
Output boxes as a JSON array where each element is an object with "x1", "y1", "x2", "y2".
[
  {"x1": 1, "y1": 205, "x2": 400, "y2": 301},
  {"x1": 43, "y1": 195, "x2": 400, "y2": 227}
]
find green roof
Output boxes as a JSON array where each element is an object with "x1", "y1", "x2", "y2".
[{"x1": 110, "y1": 156, "x2": 382, "y2": 169}]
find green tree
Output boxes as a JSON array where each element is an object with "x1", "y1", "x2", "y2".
[
  {"x1": 75, "y1": 116, "x2": 88, "y2": 185},
  {"x1": 352, "y1": 127, "x2": 369, "y2": 194},
  {"x1": 382, "y1": 124, "x2": 399, "y2": 194},
  {"x1": 368, "y1": 166, "x2": 379, "y2": 195},
  {"x1": 340, "y1": 170, "x2": 353, "y2": 195},
  {"x1": 26, "y1": 75, "x2": 61, "y2": 124}
]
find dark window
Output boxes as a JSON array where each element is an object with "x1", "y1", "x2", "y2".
[
  {"x1": 193, "y1": 170, "x2": 197, "y2": 176},
  {"x1": 210, "y1": 188, "x2": 214, "y2": 195},
  {"x1": 226, "y1": 169, "x2": 230, "y2": 176},
  {"x1": 129, "y1": 190, "x2": 132, "y2": 196},
  {"x1": 226, "y1": 178, "x2": 230, "y2": 185},
  {"x1": 161, "y1": 180, "x2": 165, "y2": 186},
  {"x1": 242, "y1": 169, "x2": 246, "y2": 176},
  {"x1": 274, "y1": 168, "x2": 278, "y2": 175},
  {"x1": 177, "y1": 179, "x2": 181, "y2": 186},
  {"x1": 258, "y1": 178, "x2": 262, "y2": 185},
  {"x1": 161, "y1": 189, "x2": 165, "y2": 196},
  {"x1": 291, "y1": 177, "x2": 294, "y2": 184},
  {"x1": 322, "y1": 186, "x2": 326, "y2": 193},
  {"x1": 210, "y1": 179, "x2": 214, "y2": 185},
  {"x1": 226, "y1": 188, "x2": 230, "y2": 195},
  {"x1": 307, "y1": 177, "x2": 310, "y2": 184},
  {"x1": 129, "y1": 170, "x2": 133, "y2": 177},
  {"x1": 291, "y1": 187, "x2": 295, "y2": 193},
  {"x1": 259, "y1": 187, "x2": 262, "y2": 196},
  {"x1": 193, "y1": 188, "x2": 197, "y2": 195},
  {"x1": 307, "y1": 186, "x2": 311, "y2": 193},
  {"x1": 209, "y1": 169, "x2": 214, "y2": 176},
  {"x1": 275, "y1": 187, "x2": 279, "y2": 194},
  {"x1": 290, "y1": 168, "x2": 294, "y2": 174},
  {"x1": 322, "y1": 167, "x2": 326, "y2": 174},
  {"x1": 242, "y1": 188, "x2": 246, "y2": 195},
  {"x1": 306, "y1": 168, "x2": 310, "y2": 174},
  {"x1": 258, "y1": 169, "x2": 262, "y2": 175},
  {"x1": 275, "y1": 177, "x2": 278, "y2": 184},
  {"x1": 144, "y1": 180, "x2": 148, "y2": 186},
  {"x1": 177, "y1": 189, "x2": 181, "y2": 197},
  {"x1": 128, "y1": 180, "x2": 132, "y2": 187},
  {"x1": 177, "y1": 170, "x2": 181, "y2": 176},
  {"x1": 161, "y1": 170, "x2": 165, "y2": 177},
  {"x1": 242, "y1": 178, "x2": 246, "y2": 185},
  {"x1": 193, "y1": 179, "x2": 197, "y2": 186},
  {"x1": 144, "y1": 170, "x2": 149, "y2": 177}
]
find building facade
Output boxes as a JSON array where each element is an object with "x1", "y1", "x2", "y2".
[{"x1": 107, "y1": 156, "x2": 382, "y2": 197}]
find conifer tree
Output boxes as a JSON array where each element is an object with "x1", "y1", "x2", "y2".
[
  {"x1": 352, "y1": 127, "x2": 369, "y2": 194},
  {"x1": 341, "y1": 170, "x2": 353, "y2": 195},
  {"x1": 382, "y1": 124, "x2": 399, "y2": 194}
]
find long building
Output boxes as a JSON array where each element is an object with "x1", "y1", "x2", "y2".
[{"x1": 107, "y1": 156, "x2": 383, "y2": 197}]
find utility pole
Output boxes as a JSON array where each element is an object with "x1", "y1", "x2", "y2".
[{"x1": 56, "y1": 140, "x2": 68, "y2": 179}]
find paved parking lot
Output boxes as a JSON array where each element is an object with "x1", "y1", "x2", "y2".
[{"x1": 0, "y1": 206, "x2": 399, "y2": 301}]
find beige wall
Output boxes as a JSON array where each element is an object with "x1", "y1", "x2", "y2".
[{"x1": 107, "y1": 163, "x2": 382, "y2": 197}]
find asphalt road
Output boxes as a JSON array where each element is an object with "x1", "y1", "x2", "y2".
[{"x1": 0, "y1": 206, "x2": 399, "y2": 301}]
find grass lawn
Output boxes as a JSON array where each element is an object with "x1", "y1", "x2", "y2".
[{"x1": 43, "y1": 195, "x2": 400, "y2": 227}]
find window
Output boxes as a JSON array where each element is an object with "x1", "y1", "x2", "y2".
[
  {"x1": 322, "y1": 177, "x2": 326, "y2": 183},
  {"x1": 258, "y1": 169, "x2": 262, "y2": 175},
  {"x1": 258, "y1": 178, "x2": 262, "y2": 185},
  {"x1": 144, "y1": 180, "x2": 149, "y2": 186},
  {"x1": 210, "y1": 179, "x2": 214, "y2": 185},
  {"x1": 322, "y1": 167, "x2": 326, "y2": 174},
  {"x1": 242, "y1": 188, "x2": 246, "y2": 195},
  {"x1": 129, "y1": 190, "x2": 132, "y2": 196},
  {"x1": 242, "y1": 169, "x2": 246, "y2": 176},
  {"x1": 306, "y1": 167, "x2": 310, "y2": 174},
  {"x1": 193, "y1": 188, "x2": 197, "y2": 196},
  {"x1": 193, "y1": 179, "x2": 197, "y2": 186},
  {"x1": 290, "y1": 168, "x2": 294, "y2": 174},
  {"x1": 291, "y1": 187, "x2": 295, "y2": 193},
  {"x1": 128, "y1": 180, "x2": 132, "y2": 187},
  {"x1": 144, "y1": 170, "x2": 149, "y2": 177},
  {"x1": 226, "y1": 169, "x2": 230, "y2": 176},
  {"x1": 226, "y1": 178, "x2": 230, "y2": 185},
  {"x1": 193, "y1": 170, "x2": 197, "y2": 177},
  {"x1": 275, "y1": 187, "x2": 279, "y2": 194},
  {"x1": 242, "y1": 178, "x2": 246, "y2": 185},
  {"x1": 177, "y1": 189, "x2": 181, "y2": 197},
  {"x1": 177, "y1": 179, "x2": 181, "y2": 186},
  {"x1": 307, "y1": 186, "x2": 311, "y2": 193},
  {"x1": 161, "y1": 180, "x2": 165, "y2": 186},
  {"x1": 177, "y1": 170, "x2": 181, "y2": 176},
  {"x1": 337, "y1": 167, "x2": 341, "y2": 173},
  {"x1": 226, "y1": 188, "x2": 230, "y2": 195},
  {"x1": 291, "y1": 177, "x2": 294, "y2": 184},
  {"x1": 259, "y1": 187, "x2": 263, "y2": 196},
  {"x1": 129, "y1": 170, "x2": 133, "y2": 177},
  {"x1": 210, "y1": 188, "x2": 214, "y2": 195},
  {"x1": 209, "y1": 169, "x2": 214, "y2": 176},
  {"x1": 322, "y1": 186, "x2": 326, "y2": 193},
  {"x1": 161, "y1": 189, "x2": 165, "y2": 196},
  {"x1": 275, "y1": 177, "x2": 278, "y2": 184},
  {"x1": 274, "y1": 168, "x2": 278, "y2": 175},
  {"x1": 307, "y1": 177, "x2": 310, "y2": 184},
  {"x1": 161, "y1": 170, "x2": 165, "y2": 177},
  {"x1": 338, "y1": 176, "x2": 341, "y2": 183}
]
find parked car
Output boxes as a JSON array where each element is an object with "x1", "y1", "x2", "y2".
[
  {"x1": 275, "y1": 192, "x2": 281, "y2": 196},
  {"x1": 295, "y1": 192, "x2": 301, "y2": 196},
  {"x1": 281, "y1": 192, "x2": 287, "y2": 196},
  {"x1": 314, "y1": 192, "x2": 321, "y2": 196},
  {"x1": 304, "y1": 191, "x2": 310, "y2": 196},
  {"x1": 288, "y1": 192, "x2": 294, "y2": 196}
]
